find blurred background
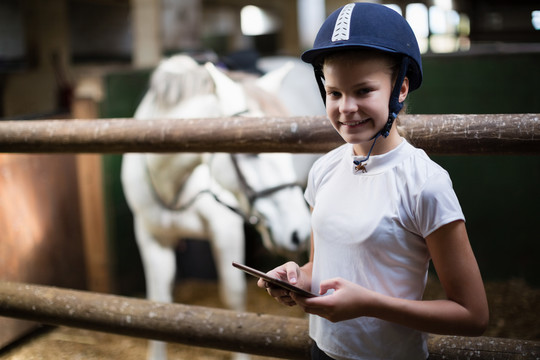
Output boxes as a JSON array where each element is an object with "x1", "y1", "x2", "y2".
[
  {"x1": 1, "y1": 0, "x2": 540, "y2": 119},
  {"x1": 1, "y1": 0, "x2": 539, "y2": 352}
]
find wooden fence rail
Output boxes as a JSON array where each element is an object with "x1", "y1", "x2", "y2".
[
  {"x1": 0, "y1": 281, "x2": 539, "y2": 359},
  {"x1": 0, "y1": 114, "x2": 538, "y2": 154}
]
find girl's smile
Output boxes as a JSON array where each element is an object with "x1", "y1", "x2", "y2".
[{"x1": 339, "y1": 118, "x2": 370, "y2": 127}]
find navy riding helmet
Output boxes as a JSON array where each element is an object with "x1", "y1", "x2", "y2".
[{"x1": 301, "y1": 2, "x2": 423, "y2": 139}]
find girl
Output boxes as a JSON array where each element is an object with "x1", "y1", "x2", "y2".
[{"x1": 257, "y1": 3, "x2": 489, "y2": 360}]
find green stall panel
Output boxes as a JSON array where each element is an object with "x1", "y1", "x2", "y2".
[
  {"x1": 409, "y1": 52, "x2": 540, "y2": 285},
  {"x1": 101, "y1": 68, "x2": 151, "y2": 295}
]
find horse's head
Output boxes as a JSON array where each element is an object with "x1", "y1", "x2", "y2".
[
  {"x1": 201, "y1": 61, "x2": 311, "y2": 252},
  {"x1": 208, "y1": 153, "x2": 311, "y2": 253}
]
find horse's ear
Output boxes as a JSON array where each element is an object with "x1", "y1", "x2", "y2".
[
  {"x1": 204, "y1": 62, "x2": 248, "y2": 116},
  {"x1": 255, "y1": 61, "x2": 294, "y2": 95}
]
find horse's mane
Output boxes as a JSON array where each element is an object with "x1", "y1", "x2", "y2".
[{"x1": 241, "y1": 79, "x2": 289, "y2": 117}]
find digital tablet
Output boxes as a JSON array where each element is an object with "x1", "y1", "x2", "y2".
[{"x1": 232, "y1": 261, "x2": 318, "y2": 298}]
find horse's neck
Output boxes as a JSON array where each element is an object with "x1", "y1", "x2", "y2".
[
  {"x1": 240, "y1": 80, "x2": 290, "y2": 117},
  {"x1": 145, "y1": 153, "x2": 203, "y2": 207},
  {"x1": 213, "y1": 66, "x2": 290, "y2": 117}
]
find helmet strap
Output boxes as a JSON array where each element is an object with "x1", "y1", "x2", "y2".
[
  {"x1": 353, "y1": 131, "x2": 382, "y2": 172},
  {"x1": 314, "y1": 66, "x2": 327, "y2": 105},
  {"x1": 381, "y1": 57, "x2": 410, "y2": 138}
]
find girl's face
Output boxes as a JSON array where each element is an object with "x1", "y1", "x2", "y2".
[{"x1": 323, "y1": 53, "x2": 408, "y2": 156}]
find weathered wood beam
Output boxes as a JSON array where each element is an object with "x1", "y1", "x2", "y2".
[
  {"x1": 0, "y1": 281, "x2": 310, "y2": 359},
  {"x1": 0, "y1": 114, "x2": 537, "y2": 154},
  {"x1": 1, "y1": 281, "x2": 539, "y2": 359},
  {"x1": 401, "y1": 114, "x2": 539, "y2": 155}
]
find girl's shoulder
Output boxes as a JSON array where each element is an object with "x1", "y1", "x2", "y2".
[
  {"x1": 405, "y1": 143, "x2": 450, "y2": 179},
  {"x1": 311, "y1": 143, "x2": 349, "y2": 174}
]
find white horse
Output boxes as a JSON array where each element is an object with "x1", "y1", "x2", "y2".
[
  {"x1": 121, "y1": 54, "x2": 318, "y2": 360},
  {"x1": 257, "y1": 56, "x2": 326, "y2": 185}
]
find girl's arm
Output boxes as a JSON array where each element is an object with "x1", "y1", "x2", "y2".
[
  {"x1": 293, "y1": 220, "x2": 489, "y2": 336},
  {"x1": 421, "y1": 219, "x2": 489, "y2": 335}
]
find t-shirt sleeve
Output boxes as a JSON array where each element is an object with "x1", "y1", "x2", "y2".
[
  {"x1": 304, "y1": 165, "x2": 317, "y2": 208},
  {"x1": 415, "y1": 171, "x2": 465, "y2": 238}
]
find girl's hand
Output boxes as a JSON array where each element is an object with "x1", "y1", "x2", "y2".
[
  {"x1": 257, "y1": 261, "x2": 311, "y2": 307},
  {"x1": 291, "y1": 277, "x2": 377, "y2": 322}
]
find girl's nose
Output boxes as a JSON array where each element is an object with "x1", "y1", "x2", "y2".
[{"x1": 339, "y1": 96, "x2": 358, "y2": 114}]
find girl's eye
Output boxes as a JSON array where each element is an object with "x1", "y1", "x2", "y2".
[
  {"x1": 357, "y1": 88, "x2": 372, "y2": 95},
  {"x1": 327, "y1": 91, "x2": 341, "y2": 98}
]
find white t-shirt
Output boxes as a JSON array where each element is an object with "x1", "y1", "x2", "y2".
[{"x1": 304, "y1": 139, "x2": 464, "y2": 360}]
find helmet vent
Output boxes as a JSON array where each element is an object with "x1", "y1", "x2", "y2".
[{"x1": 331, "y1": 3, "x2": 355, "y2": 42}]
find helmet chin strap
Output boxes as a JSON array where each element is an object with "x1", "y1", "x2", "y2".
[
  {"x1": 314, "y1": 66, "x2": 327, "y2": 105},
  {"x1": 381, "y1": 57, "x2": 410, "y2": 138}
]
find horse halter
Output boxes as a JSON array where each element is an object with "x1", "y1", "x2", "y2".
[
  {"x1": 229, "y1": 154, "x2": 303, "y2": 226},
  {"x1": 147, "y1": 153, "x2": 303, "y2": 231}
]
